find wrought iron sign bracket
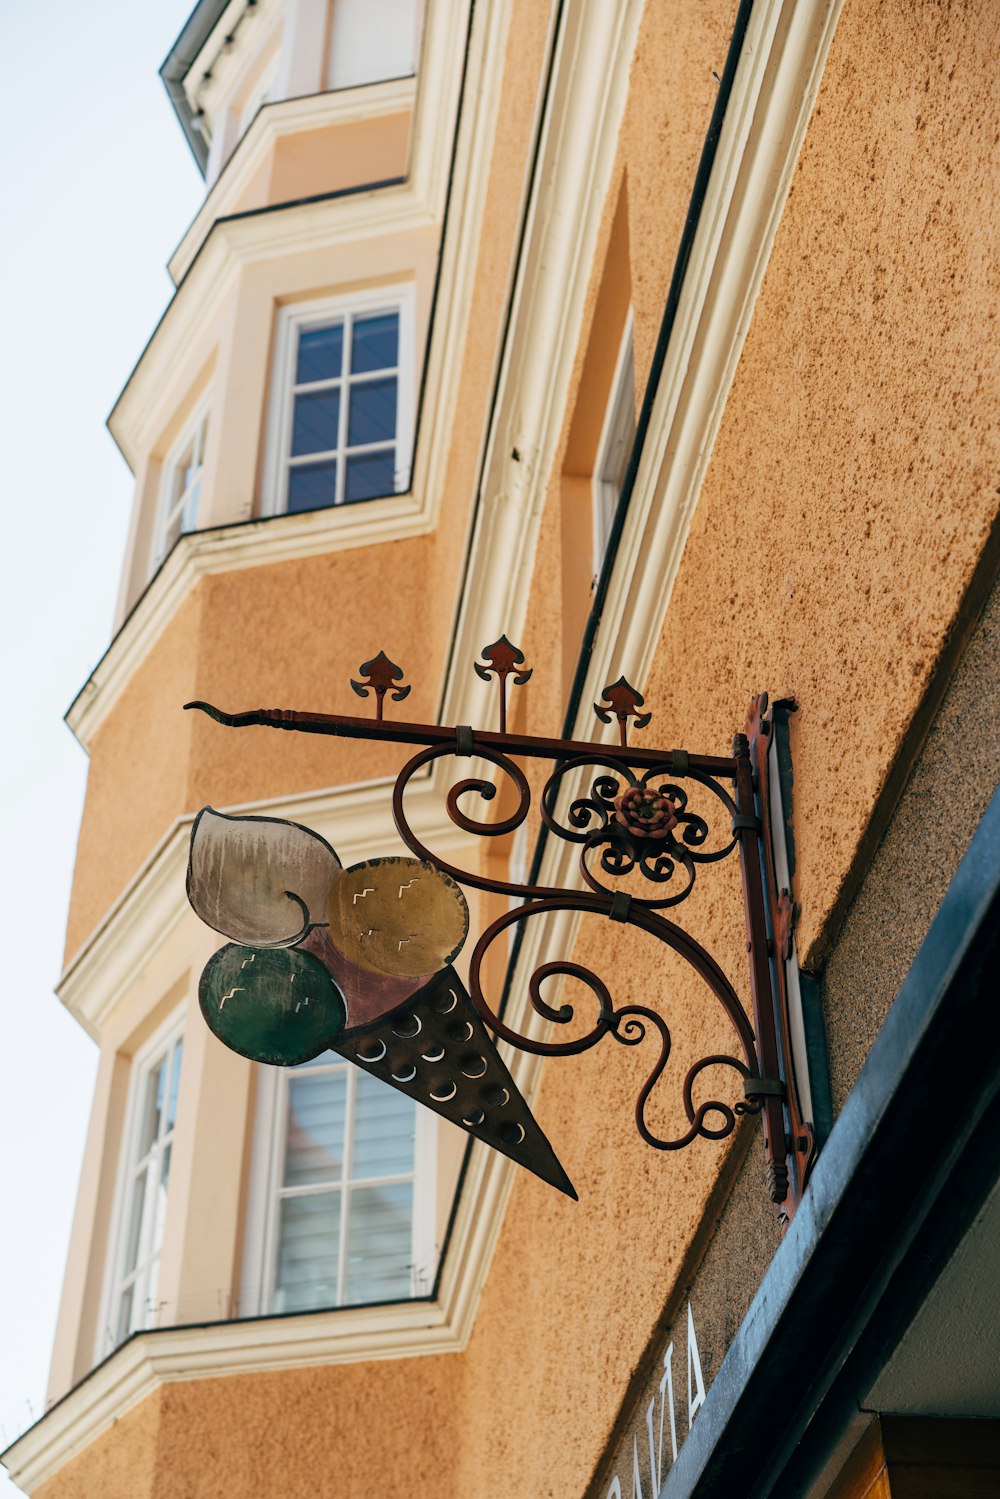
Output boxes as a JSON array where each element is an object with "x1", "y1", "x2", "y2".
[{"x1": 185, "y1": 638, "x2": 816, "y2": 1223}]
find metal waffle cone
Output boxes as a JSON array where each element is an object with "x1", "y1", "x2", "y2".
[{"x1": 334, "y1": 967, "x2": 576, "y2": 1199}]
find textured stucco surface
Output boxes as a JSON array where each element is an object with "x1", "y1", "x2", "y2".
[
  {"x1": 822, "y1": 574, "x2": 1000, "y2": 1115},
  {"x1": 591, "y1": 557, "x2": 1000, "y2": 1499},
  {"x1": 38, "y1": 0, "x2": 1000, "y2": 1496},
  {"x1": 649, "y1": 0, "x2": 1000, "y2": 971}
]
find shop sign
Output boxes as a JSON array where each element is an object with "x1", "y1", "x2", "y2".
[{"x1": 604, "y1": 1303, "x2": 707, "y2": 1498}]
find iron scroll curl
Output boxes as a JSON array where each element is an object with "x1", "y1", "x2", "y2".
[
  {"x1": 465, "y1": 897, "x2": 761, "y2": 1150},
  {"x1": 387, "y1": 734, "x2": 764, "y2": 1149}
]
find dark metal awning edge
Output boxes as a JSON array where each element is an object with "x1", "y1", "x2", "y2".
[{"x1": 658, "y1": 782, "x2": 1000, "y2": 1498}]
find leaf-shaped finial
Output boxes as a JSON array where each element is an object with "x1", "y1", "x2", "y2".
[
  {"x1": 594, "y1": 676, "x2": 652, "y2": 747},
  {"x1": 350, "y1": 651, "x2": 411, "y2": 721},
  {"x1": 187, "y1": 808, "x2": 342, "y2": 948},
  {"x1": 473, "y1": 635, "x2": 532, "y2": 732}
]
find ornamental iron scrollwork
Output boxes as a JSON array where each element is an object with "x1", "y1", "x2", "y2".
[{"x1": 185, "y1": 642, "x2": 813, "y2": 1221}]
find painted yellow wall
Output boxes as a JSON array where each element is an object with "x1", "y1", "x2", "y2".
[
  {"x1": 36, "y1": 0, "x2": 1000, "y2": 1495},
  {"x1": 268, "y1": 111, "x2": 411, "y2": 205}
]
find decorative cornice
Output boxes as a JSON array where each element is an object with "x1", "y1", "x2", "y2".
[
  {"x1": 442, "y1": 0, "x2": 645, "y2": 729},
  {"x1": 169, "y1": 77, "x2": 419, "y2": 285},
  {"x1": 108, "y1": 178, "x2": 423, "y2": 472},
  {"x1": 66, "y1": 495, "x2": 426, "y2": 751}
]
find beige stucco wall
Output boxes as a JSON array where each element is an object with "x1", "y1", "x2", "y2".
[
  {"x1": 34, "y1": 0, "x2": 1000, "y2": 1496},
  {"x1": 644, "y1": 0, "x2": 999, "y2": 971}
]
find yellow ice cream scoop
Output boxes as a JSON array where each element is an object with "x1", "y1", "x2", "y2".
[{"x1": 327, "y1": 856, "x2": 469, "y2": 979}]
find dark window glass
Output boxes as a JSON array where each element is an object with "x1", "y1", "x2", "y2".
[
  {"x1": 351, "y1": 313, "x2": 398, "y2": 374},
  {"x1": 345, "y1": 448, "x2": 396, "y2": 503},
  {"x1": 347, "y1": 378, "x2": 396, "y2": 447},
  {"x1": 291, "y1": 389, "x2": 341, "y2": 457},
  {"x1": 288, "y1": 459, "x2": 338, "y2": 512},
  {"x1": 296, "y1": 323, "x2": 343, "y2": 385}
]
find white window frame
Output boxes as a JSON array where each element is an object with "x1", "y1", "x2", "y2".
[
  {"x1": 96, "y1": 1009, "x2": 185, "y2": 1362},
  {"x1": 592, "y1": 312, "x2": 635, "y2": 580},
  {"x1": 261, "y1": 284, "x2": 416, "y2": 519},
  {"x1": 241, "y1": 1059, "x2": 437, "y2": 1318},
  {"x1": 152, "y1": 396, "x2": 211, "y2": 571}
]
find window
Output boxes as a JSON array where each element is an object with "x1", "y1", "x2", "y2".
[
  {"x1": 104, "y1": 1022, "x2": 184, "y2": 1353},
  {"x1": 244, "y1": 1056, "x2": 436, "y2": 1315},
  {"x1": 265, "y1": 289, "x2": 414, "y2": 517},
  {"x1": 325, "y1": 0, "x2": 422, "y2": 92},
  {"x1": 592, "y1": 314, "x2": 636, "y2": 579},
  {"x1": 154, "y1": 404, "x2": 209, "y2": 569}
]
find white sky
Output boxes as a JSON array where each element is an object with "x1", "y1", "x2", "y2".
[{"x1": 0, "y1": 3, "x2": 205, "y2": 1486}]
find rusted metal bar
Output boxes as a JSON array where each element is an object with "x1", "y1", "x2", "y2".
[
  {"x1": 732, "y1": 727, "x2": 790, "y2": 1214},
  {"x1": 184, "y1": 700, "x2": 738, "y2": 776}
]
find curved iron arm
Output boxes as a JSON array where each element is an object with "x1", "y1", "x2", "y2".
[{"x1": 185, "y1": 668, "x2": 802, "y2": 1218}]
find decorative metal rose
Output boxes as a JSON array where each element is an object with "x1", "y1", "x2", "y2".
[{"x1": 613, "y1": 786, "x2": 679, "y2": 841}]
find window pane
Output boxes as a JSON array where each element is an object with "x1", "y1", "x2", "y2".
[
  {"x1": 344, "y1": 448, "x2": 396, "y2": 503},
  {"x1": 296, "y1": 323, "x2": 343, "y2": 384},
  {"x1": 166, "y1": 1041, "x2": 183, "y2": 1131},
  {"x1": 350, "y1": 313, "x2": 398, "y2": 374},
  {"x1": 291, "y1": 389, "x2": 341, "y2": 457},
  {"x1": 122, "y1": 1167, "x2": 147, "y2": 1276},
  {"x1": 353, "y1": 1074, "x2": 415, "y2": 1179},
  {"x1": 344, "y1": 1182, "x2": 413, "y2": 1305},
  {"x1": 137, "y1": 1065, "x2": 164, "y2": 1160},
  {"x1": 152, "y1": 1144, "x2": 171, "y2": 1249},
  {"x1": 287, "y1": 459, "x2": 338, "y2": 513},
  {"x1": 284, "y1": 1072, "x2": 347, "y2": 1187},
  {"x1": 275, "y1": 1192, "x2": 341, "y2": 1312},
  {"x1": 347, "y1": 378, "x2": 396, "y2": 448},
  {"x1": 115, "y1": 1283, "x2": 135, "y2": 1346}
]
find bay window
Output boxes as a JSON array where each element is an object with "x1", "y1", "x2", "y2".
[{"x1": 264, "y1": 288, "x2": 415, "y2": 517}]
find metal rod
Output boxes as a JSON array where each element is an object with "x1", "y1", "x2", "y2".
[
  {"x1": 184, "y1": 701, "x2": 738, "y2": 776},
  {"x1": 732, "y1": 733, "x2": 789, "y2": 1206}
]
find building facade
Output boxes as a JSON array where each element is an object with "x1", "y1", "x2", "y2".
[{"x1": 5, "y1": 1, "x2": 999, "y2": 1495}]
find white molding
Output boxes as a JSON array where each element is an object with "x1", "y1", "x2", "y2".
[
  {"x1": 447, "y1": 0, "x2": 846, "y2": 1105},
  {"x1": 406, "y1": 0, "x2": 513, "y2": 547},
  {"x1": 183, "y1": 0, "x2": 285, "y2": 126},
  {"x1": 113, "y1": 0, "x2": 468, "y2": 471},
  {"x1": 441, "y1": 0, "x2": 645, "y2": 730},
  {"x1": 170, "y1": 77, "x2": 419, "y2": 285},
  {"x1": 15, "y1": 7, "x2": 849, "y2": 1490},
  {"x1": 109, "y1": 180, "x2": 429, "y2": 473}
]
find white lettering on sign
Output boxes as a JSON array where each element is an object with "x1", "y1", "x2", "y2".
[
  {"x1": 645, "y1": 1339, "x2": 677, "y2": 1493},
  {"x1": 606, "y1": 1303, "x2": 705, "y2": 1498},
  {"x1": 632, "y1": 1433, "x2": 645, "y2": 1498},
  {"x1": 687, "y1": 1301, "x2": 706, "y2": 1427}
]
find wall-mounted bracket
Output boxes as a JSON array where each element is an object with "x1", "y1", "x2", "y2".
[{"x1": 185, "y1": 644, "x2": 817, "y2": 1220}]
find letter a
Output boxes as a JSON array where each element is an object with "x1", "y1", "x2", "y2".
[{"x1": 687, "y1": 1302, "x2": 706, "y2": 1428}]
